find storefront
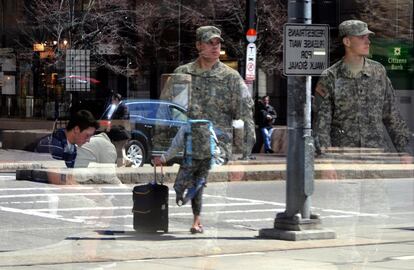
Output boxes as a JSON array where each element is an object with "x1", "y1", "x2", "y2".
[{"x1": 0, "y1": 0, "x2": 413, "y2": 124}]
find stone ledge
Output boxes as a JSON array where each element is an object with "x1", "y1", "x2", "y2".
[
  {"x1": 15, "y1": 162, "x2": 414, "y2": 185},
  {"x1": 0, "y1": 129, "x2": 51, "y2": 151}
]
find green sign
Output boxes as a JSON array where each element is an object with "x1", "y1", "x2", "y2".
[{"x1": 370, "y1": 38, "x2": 414, "y2": 89}]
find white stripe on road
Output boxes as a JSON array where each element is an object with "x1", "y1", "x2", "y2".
[
  {"x1": 36, "y1": 206, "x2": 131, "y2": 212},
  {"x1": 382, "y1": 211, "x2": 414, "y2": 215},
  {"x1": 0, "y1": 206, "x2": 83, "y2": 223},
  {"x1": 169, "y1": 208, "x2": 283, "y2": 216},
  {"x1": 75, "y1": 214, "x2": 133, "y2": 219},
  {"x1": 204, "y1": 194, "x2": 286, "y2": 206},
  {"x1": 0, "y1": 189, "x2": 396, "y2": 223},
  {"x1": 321, "y1": 215, "x2": 357, "y2": 219},
  {"x1": 172, "y1": 202, "x2": 263, "y2": 208},
  {"x1": 0, "y1": 186, "x2": 94, "y2": 192},
  {"x1": 224, "y1": 218, "x2": 274, "y2": 223},
  {"x1": 390, "y1": 255, "x2": 414, "y2": 261},
  {"x1": 33, "y1": 203, "x2": 266, "y2": 212},
  {"x1": 0, "y1": 175, "x2": 15, "y2": 181},
  {"x1": 321, "y1": 208, "x2": 388, "y2": 218},
  {"x1": 0, "y1": 192, "x2": 131, "y2": 199},
  {"x1": 207, "y1": 252, "x2": 265, "y2": 258},
  {"x1": 0, "y1": 200, "x2": 49, "y2": 205},
  {"x1": 0, "y1": 194, "x2": 389, "y2": 220},
  {"x1": 74, "y1": 208, "x2": 284, "y2": 220}
]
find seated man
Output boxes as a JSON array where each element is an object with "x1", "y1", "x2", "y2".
[
  {"x1": 37, "y1": 110, "x2": 99, "y2": 168},
  {"x1": 75, "y1": 125, "x2": 130, "y2": 167}
]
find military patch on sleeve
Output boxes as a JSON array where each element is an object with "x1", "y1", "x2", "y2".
[{"x1": 315, "y1": 84, "x2": 327, "y2": 98}]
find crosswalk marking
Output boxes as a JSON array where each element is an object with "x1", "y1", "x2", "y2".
[
  {"x1": 390, "y1": 255, "x2": 414, "y2": 261},
  {"x1": 0, "y1": 206, "x2": 83, "y2": 223},
  {"x1": 320, "y1": 208, "x2": 388, "y2": 218},
  {"x1": 204, "y1": 194, "x2": 286, "y2": 206},
  {"x1": 207, "y1": 252, "x2": 265, "y2": 258},
  {"x1": 73, "y1": 209, "x2": 284, "y2": 220},
  {"x1": 0, "y1": 186, "x2": 94, "y2": 191},
  {"x1": 0, "y1": 200, "x2": 49, "y2": 205},
  {"x1": 0, "y1": 185, "x2": 395, "y2": 227},
  {"x1": 31, "y1": 202, "x2": 264, "y2": 212},
  {"x1": 0, "y1": 192, "x2": 131, "y2": 199},
  {"x1": 224, "y1": 218, "x2": 274, "y2": 223}
]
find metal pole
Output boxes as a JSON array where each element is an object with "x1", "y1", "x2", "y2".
[
  {"x1": 259, "y1": 0, "x2": 335, "y2": 241},
  {"x1": 301, "y1": 75, "x2": 313, "y2": 219},
  {"x1": 246, "y1": 0, "x2": 256, "y2": 29},
  {"x1": 241, "y1": 0, "x2": 257, "y2": 159},
  {"x1": 284, "y1": 0, "x2": 313, "y2": 219},
  {"x1": 243, "y1": 0, "x2": 257, "y2": 81}
]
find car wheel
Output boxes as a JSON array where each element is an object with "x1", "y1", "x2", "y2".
[{"x1": 123, "y1": 140, "x2": 146, "y2": 167}]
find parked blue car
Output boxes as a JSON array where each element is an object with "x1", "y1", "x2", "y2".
[{"x1": 100, "y1": 99, "x2": 229, "y2": 167}]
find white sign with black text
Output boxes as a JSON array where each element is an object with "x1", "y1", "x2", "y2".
[
  {"x1": 283, "y1": 24, "x2": 329, "y2": 76},
  {"x1": 245, "y1": 43, "x2": 256, "y2": 81}
]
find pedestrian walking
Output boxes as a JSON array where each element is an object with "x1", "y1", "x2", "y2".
[
  {"x1": 154, "y1": 119, "x2": 221, "y2": 234},
  {"x1": 109, "y1": 93, "x2": 129, "y2": 120},
  {"x1": 258, "y1": 95, "x2": 277, "y2": 153},
  {"x1": 156, "y1": 25, "x2": 255, "y2": 234}
]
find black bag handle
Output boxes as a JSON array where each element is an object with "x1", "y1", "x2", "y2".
[{"x1": 153, "y1": 164, "x2": 165, "y2": 184}]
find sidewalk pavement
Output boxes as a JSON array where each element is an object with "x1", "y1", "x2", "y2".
[
  {"x1": 1, "y1": 149, "x2": 414, "y2": 267},
  {"x1": 0, "y1": 220, "x2": 412, "y2": 267},
  {"x1": 1, "y1": 149, "x2": 414, "y2": 184}
]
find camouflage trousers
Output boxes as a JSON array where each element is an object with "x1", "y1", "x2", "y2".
[{"x1": 174, "y1": 158, "x2": 211, "y2": 216}]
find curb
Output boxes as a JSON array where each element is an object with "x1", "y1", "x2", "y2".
[{"x1": 14, "y1": 162, "x2": 414, "y2": 184}]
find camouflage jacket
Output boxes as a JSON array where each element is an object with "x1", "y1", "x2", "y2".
[
  {"x1": 170, "y1": 60, "x2": 256, "y2": 157},
  {"x1": 314, "y1": 57, "x2": 410, "y2": 153}
]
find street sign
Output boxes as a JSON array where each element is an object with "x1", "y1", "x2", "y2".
[
  {"x1": 245, "y1": 43, "x2": 256, "y2": 81},
  {"x1": 283, "y1": 23, "x2": 329, "y2": 76}
]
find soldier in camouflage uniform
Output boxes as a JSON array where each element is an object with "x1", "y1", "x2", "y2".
[
  {"x1": 154, "y1": 25, "x2": 255, "y2": 234},
  {"x1": 314, "y1": 20, "x2": 411, "y2": 155}
]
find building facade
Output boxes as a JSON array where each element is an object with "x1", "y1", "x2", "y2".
[{"x1": 0, "y1": 0, "x2": 413, "y2": 126}]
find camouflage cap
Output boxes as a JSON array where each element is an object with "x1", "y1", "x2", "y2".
[
  {"x1": 338, "y1": 20, "x2": 374, "y2": 38},
  {"x1": 196, "y1": 26, "x2": 224, "y2": 43}
]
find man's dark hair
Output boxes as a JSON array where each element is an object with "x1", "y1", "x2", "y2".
[
  {"x1": 107, "y1": 125, "x2": 131, "y2": 141},
  {"x1": 66, "y1": 110, "x2": 99, "y2": 131},
  {"x1": 112, "y1": 93, "x2": 122, "y2": 101}
]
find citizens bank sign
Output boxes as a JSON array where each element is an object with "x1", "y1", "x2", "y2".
[
  {"x1": 371, "y1": 39, "x2": 413, "y2": 73},
  {"x1": 386, "y1": 46, "x2": 408, "y2": 71},
  {"x1": 370, "y1": 38, "x2": 414, "y2": 89}
]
